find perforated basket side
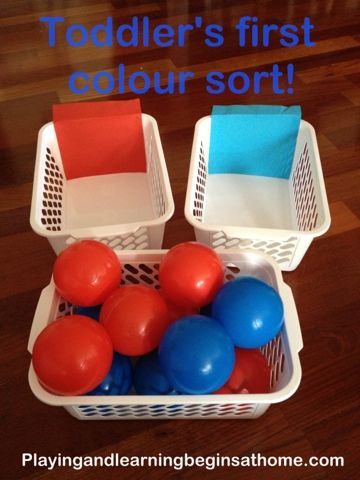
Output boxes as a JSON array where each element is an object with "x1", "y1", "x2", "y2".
[
  {"x1": 40, "y1": 147, "x2": 65, "y2": 232},
  {"x1": 210, "y1": 232, "x2": 300, "y2": 268},
  {"x1": 146, "y1": 131, "x2": 166, "y2": 218},
  {"x1": 186, "y1": 117, "x2": 211, "y2": 224},
  {"x1": 31, "y1": 123, "x2": 67, "y2": 235},
  {"x1": 92, "y1": 227, "x2": 151, "y2": 251},
  {"x1": 66, "y1": 402, "x2": 267, "y2": 420},
  {"x1": 143, "y1": 115, "x2": 173, "y2": 222},
  {"x1": 192, "y1": 140, "x2": 208, "y2": 222},
  {"x1": 290, "y1": 126, "x2": 317, "y2": 232},
  {"x1": 48, "y1": 227, "x2": 153, "y2": 256}
]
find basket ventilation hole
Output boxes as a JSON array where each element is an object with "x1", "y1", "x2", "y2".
[
  {"x1": 193, "y1": 141, "x2": 207, "y2": 222},
  {"x1": 74, "y1": 402, "x2": 256, "y2": 419},
  {"x1": 93, "y1": 228, "x2": 150, "y2": 251},
  {"x1": 40, "y1": 146, "x2": 64, "y2": 232},
  {"x1": 147, "y1": 134, "x2": 166, "y2": 217},
  {"x1": 212, "y1": 232, "x2": 297, "y2": 266},
  {"x1": 292, "y1": 143, "x2": 318, "y2": 231}
]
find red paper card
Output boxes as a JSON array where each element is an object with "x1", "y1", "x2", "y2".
[{"x1": 53, "y1": 99, "x2": 147, "y2": 180}]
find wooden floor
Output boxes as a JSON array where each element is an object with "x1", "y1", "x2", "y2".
[{"x1": 1, "y1": 1, "x2": 359, "y2": 479}]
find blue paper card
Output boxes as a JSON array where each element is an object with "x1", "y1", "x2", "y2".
[{"x1": 208, "y1": 105, "x2": 301, "y2": 179}]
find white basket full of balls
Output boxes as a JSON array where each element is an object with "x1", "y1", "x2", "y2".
[{"x1": 28, "y1": 241, "x2": 303, "y2": 420}]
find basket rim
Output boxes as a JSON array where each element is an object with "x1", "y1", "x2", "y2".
[
  {"x1": 27, "y1": 249, "x2": 303, "y2": 409},
  {"x1": 28, "y1": 363, "x2": 301, "y2": 407},
  {"x1": 184, "y1": 116, "x2": 331, "y2": 238},
  {"x1": 30, "y1": 115, "x2": 175, "y2": 238}
]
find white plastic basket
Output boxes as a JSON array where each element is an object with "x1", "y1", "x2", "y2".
[
  {"x1": 185, "y1": 117, "x2": 331, "y2": 271},
  {"x1": 30, "y1": 115, "x2": 174, "y2": 254},
  {"x1": 27, "y1": 249, "x2": 303, "y2": 420}
]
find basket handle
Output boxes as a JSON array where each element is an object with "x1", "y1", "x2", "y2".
[
  {"x1": 27, "y1": 284, "x2": 54, "y2": 354},
  {"x1": 281, "y1": 283, "x2": 303, "y2": 353}
]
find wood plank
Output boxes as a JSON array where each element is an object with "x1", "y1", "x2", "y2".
[
  {"x1": 0, "y1": 182, "x2": 33, "y2": 211},
  {"x1": 0, "y1": 232, "x2": 55, "y2": 300},
  {"x1": 324, "y1": 201, "x2": 360, "y2": 237}
]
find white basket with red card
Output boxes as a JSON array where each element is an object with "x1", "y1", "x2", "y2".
[{"x1": 30, "y1": 114, "x2": 174, "y2": 254}]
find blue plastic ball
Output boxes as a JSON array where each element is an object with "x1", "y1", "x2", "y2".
[
  {"x1": 87, "y1": 352, "x2": 132, "y2": 395},
  {"x1": 134, "y1": 351, "x2": 179, "y2": 395},
  {"x1": 159, "y1": 315, "x2": 235, "y2": 394},
  {"x1": 212, "y1": 277, "x2": 284, "y2": 348},
  {"x1": 73, "y1": 304, "x2": 101, "y2": 321}
]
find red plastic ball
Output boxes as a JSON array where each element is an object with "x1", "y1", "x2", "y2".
[
  {"x1": 160, "y1": 290, "x2": 198, "y2": 323},
  {"x1": 159, "y1": 242, "x2": 224, "y2": 309},
  {"x1": 32, "y1": 315, "x2": 113, "y2": 396},
  {"x1": 214, "y1": 348, "x2": 271, "y2": 394},
  {"x1": 100, "y1": 285, "x2": 171, "y2": 356},
  {"x1": 53, "y1": 240, "x2": 121, "y2": 306}
]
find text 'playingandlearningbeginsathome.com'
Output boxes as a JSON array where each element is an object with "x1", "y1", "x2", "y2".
[
  {"x1": 22, "y1": 452, "x2": 345, "y2": 471},
  {"x1": 39, "y1": 15, "x2": 316, "y2": 96}
]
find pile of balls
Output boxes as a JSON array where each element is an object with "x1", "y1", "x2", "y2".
[{"x1": 32, "y1": 241, "x2": 284, "y2": 396}]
